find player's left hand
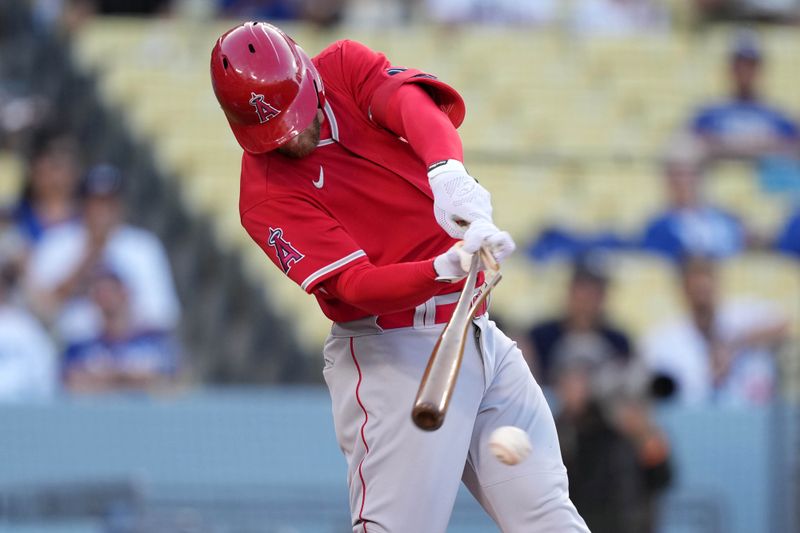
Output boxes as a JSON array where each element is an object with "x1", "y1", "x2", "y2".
[
  {"x1": 462, "y1": 219, "x2": 516, "y2": 263},
  {"x1": 427, "y1": 160, "x2": 492, "y2": 238}
]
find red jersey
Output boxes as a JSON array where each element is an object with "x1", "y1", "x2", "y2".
[{"x1": 239, "y1": 40, "x2": 468, "y2": 323}]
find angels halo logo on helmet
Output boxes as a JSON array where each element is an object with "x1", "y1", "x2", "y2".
[
  {"x1": 210, "y1": 22, "x2": 326, "y2": 154},
  {"x1": 249, "y1": 92, "x2": 280, "y2": 124}
]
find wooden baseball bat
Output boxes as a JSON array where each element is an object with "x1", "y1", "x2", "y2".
[{"x1": 412, "y1": 249, "x2": 502, "y2": 431}]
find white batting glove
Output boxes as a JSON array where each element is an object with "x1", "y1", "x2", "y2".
[
  {"x1": 462, "y1": 219, "x2": 516, "y2": 263},
  {"x1": 428, "y1": 160, "x2": 493, "y2": 239},
  {"x1": 433, "y1": 242, "x2": 477, "y2": 282}
]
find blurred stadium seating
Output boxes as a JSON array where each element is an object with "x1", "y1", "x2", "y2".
[{"x1": 70, "y1": 18, "x2": 800, "y2": 351}]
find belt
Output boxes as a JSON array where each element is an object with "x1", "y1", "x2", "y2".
[{"x1": 376, "y1": 282, "x2": 490, "y2": 330}]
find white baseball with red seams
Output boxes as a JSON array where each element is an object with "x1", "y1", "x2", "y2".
[{"x1": 489, "y1": 426, "x2": 533, "y2": 465}]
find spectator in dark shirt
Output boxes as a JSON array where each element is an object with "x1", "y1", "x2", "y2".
[
  {"x1": 555, "y1": 355, "x2": 672, "y2": 533},
  {"x1": 641, "y1": 134, "x2": 748, "y2": 262},
  {"x1": 63, "y1": 269, "x2": 179, "y2": 394},
  {"x1": 95, "y1": 0, "x2": 171, "y2": 14},
  {"x1": 693, "y1": 0, "x2": 800, "y2": 25},
  {"x1": 528, "y1": 254, "x2": 632, "y2": 386},
  {"x1": 12, "y1": 130, "x2": 81, "y2": 246},
  {"x1": 689, "y1": 32, "x2": 799, "y2": 161}
]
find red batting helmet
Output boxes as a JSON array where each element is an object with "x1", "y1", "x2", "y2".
[{"x1": 210, "y1": 22, "x2": 325, "y2": 154}]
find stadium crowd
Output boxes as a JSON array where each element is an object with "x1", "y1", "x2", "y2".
[
  {"x1": 525, "y1": 30, "x2": 797, "y2": 403},
  {"x1": 25, "y1": 0, "x2": 800, "y2": 32},
  {"x1": 515, "y1": 30, "x2": 798, "y2": 531},
  {"x1": 0, "y1": 128, "x2": 182, "y2": 399},
  {"x1": 0, "y1": 2, "x2": 798, "y2": 531}
]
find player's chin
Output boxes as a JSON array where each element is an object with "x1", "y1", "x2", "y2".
[
  {"x1": 277, "y1": 141, "x2": 317, "y2": 159},
  {"x1": 276, "y1": 120, "x2": 320, "y2": 159}
]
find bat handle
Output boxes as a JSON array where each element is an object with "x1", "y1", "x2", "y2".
[{"x1": 479, "y1": 247, "x2": 499, "y2": 273}]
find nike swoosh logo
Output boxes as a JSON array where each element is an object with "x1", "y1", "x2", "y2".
[{"x1": 313, "y1": 166, "x2": 324, "y2": 189}]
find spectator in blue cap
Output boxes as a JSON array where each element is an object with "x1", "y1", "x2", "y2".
[
  {"x1": 688, "y1": 31, "x2": 799, "y2": 161},
  {"x1": 26, "y1": 163, "x2": 180, "y2": 346}
]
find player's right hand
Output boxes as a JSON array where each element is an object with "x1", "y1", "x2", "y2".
[
  {"x1": 428, "y1": 160, "x2": 493, "y2": 239},
  {"x1": 433, "y1": 242, "x2": 477, "y2": 282}
]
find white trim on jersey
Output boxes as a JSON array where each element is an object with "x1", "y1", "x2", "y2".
[
  {"x1": 301, "y1": 250, "x2": 367, "y2": 292},
  {"x1": 323, "y1": 100, "x2": 340, "y2": 141},
  {"x1": 316, "y1": 101, "x2": 339, "y2": 147}
]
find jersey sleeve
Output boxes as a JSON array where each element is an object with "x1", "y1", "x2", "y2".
[
  {"x1": 318, "y1": 39, "x2": 465, "y2": 130},
  {"x1": 241, "y1": 196, "x2": 368, "y2": 293}
]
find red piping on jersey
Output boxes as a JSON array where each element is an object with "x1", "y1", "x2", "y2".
[{"x1": 350, "y1": 337, "x2": 370, "y2": 533}]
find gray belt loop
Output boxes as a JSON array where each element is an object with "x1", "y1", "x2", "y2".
[{"x1": 413, "y1": 300, "x2": 427, "y2": 329}]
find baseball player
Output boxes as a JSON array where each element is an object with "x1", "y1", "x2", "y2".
[{"x1": 210, "y1": 22, "x2": 589, "y2": 533}]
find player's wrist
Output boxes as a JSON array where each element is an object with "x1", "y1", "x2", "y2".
[
  {"x1": 422, "y1": 257, "x2": 439, "y2": 280},
  {"x1": 427, "y1": 159, "x2": 467, "y2": 180}
]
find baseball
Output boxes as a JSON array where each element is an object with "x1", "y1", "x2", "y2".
[{"x1": 488, "y1": 426, "x2": 532, "y2": 465}]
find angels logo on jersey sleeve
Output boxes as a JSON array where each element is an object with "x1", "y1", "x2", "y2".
[
  {"x1": 268, "y1": 227, "x2": 305, "y2": 273},
  {"x1": 250, "y1": 92, "x2": 280, "y2": 124}
]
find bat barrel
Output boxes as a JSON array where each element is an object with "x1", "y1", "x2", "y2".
[
  {"x1": 411, "y1": 254, "x2": 483, "y2": 432},
  {"x1": 411, "y1": 403, "x2": 445, "y2": 431},
  {"x1": 411, "y1": 251, "x2": 503, "y2": 432}
]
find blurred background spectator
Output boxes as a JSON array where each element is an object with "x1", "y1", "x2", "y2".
[
  {"x1": 26, "y1": 164, "x2": 180, "y2": 346},
  {"x1": 537, "y1": 258, "x2": 672, "y2": 532},
  {"x1": 527, "y1": 225, "x2": 629, "y2": 263},
  {"x1": 12, "y1": 129, "x2": 81, "y2": 247},
  {"x1": 643, "y1": 256, "x2": 789, "y2": 405},
  {"x1": 426, "y1": 0, "x2": 558, "y2": 26},
  {"x1": 218, "y1": 0, "x2": 299, "y2": 20},
  {"x1": 688, "y1": 31, "x2": 799, "y2": 162},
  {"x1": 0, "y1": 220, "x2": 57, "y2": 402},
  {"x1": 640, "y1": 134, "x2": 751, "y2": 262},
  {"x1": 527, "y1": 254, "x2": 633, "y2": 385},
  {"x1": 93, "y1": 0, "x2": 172, "y2": 14},
  {"x1": 555, "y1": 355, "x2": 672, "y2": 533},
  {"x1": 775, "y1": 205, "x2": 800, "y2": 257},
  {"x1": 63, "y1": 269, "x2": 180, "y2": 393},
  {"x1": 571, "y1": 0, "x2": 670, "y2": 36},
  {"x1": 693, "y1": 0, "x2": 800, "y2": 24}
]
